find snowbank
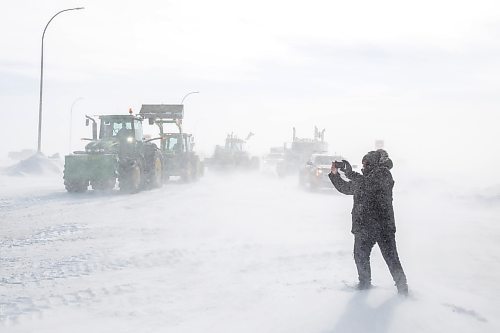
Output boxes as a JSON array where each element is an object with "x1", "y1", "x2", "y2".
[{"x1": 3, "y1": 153, "x2": 61, "y2": 176}]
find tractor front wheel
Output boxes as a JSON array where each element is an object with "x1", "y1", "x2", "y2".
[
  {"x1": 91, "y1": 178, "x2": 116, "y2": 191},
  {"x1": 119, "y1": 161, "x2": 143, "y2": 193},
  {"x1": 65, "y1": 179, "x2": 88, "y2": 193},
  {"x1": 181, "y1": 163, "x2": 193, "y2": 183}
]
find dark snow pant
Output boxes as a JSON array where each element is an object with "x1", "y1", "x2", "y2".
[{"x1": 353, "y1": 232, "x2": 407, "y2": 287}]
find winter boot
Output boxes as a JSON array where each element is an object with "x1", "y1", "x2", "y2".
[
  {"x1": 397, "y1": 283, "x2": 409, "y2": 296},
  {"x1": 356, "y1": 281, "x2": 372, "y2": 290}
]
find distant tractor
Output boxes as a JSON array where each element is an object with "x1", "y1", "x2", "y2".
[
  {"x1": 139, "y1": 104, "x2": 203, "y2": 182},
  {"x1": 63, "y1": 112, "x2": 164, "y2": 193},
  {"x1": 276, "y1": 126, "x2": 328, "y2": 177},
  {"x1": 207, "y1": 133, "x2": 260, "y2": 171}
]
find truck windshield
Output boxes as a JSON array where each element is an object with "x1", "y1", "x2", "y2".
[{"x1": 314, "y1": 156, "x2": 335, "y2": 165}]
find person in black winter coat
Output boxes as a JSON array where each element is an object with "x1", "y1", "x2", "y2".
[{"x1": 329, "y1": 149, "x2": 408, "y2": 295}]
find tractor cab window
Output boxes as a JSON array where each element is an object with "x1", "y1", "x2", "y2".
[
  {"x1": 166, "y1": 136, "x2": 183, "y2": 152},
  {"x1": 134, "y1": 120, "x2": 143, "y2": 141},
  {"x1": 101, "y1": 121, "x2": 114, "y2": 138},
  {"x1": 184, "y1": 136, "x2": 191, "y2": 152},
  {"x1": 100, "y1": 120, "x2": 128, "y2": 139},
  {"x1": 114, "y1": 122, "x2": 133, "y2": 139},
  {"x1": 101, "y1": 120, "x2": 133, "y2": 139}
]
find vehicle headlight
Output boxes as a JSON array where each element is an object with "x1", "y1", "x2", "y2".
[
  {"x1": 316, "y1": 169, "x2": 322, "y2": 176},
  {"x1": 126, "y1": 137, "x2": 134, "y2": 143}
]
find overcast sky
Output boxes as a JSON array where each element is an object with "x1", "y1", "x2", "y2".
[{"x1": 1, "y1": 0, "x2": 499, "y2": 181}]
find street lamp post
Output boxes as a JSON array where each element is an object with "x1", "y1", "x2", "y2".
[
  {"x1": 37, "y1": 7, "x2": 84, "y2": 154},
  {"x1": 69, "y1": 97, "x2": 84, "y2": 153},
  {"x1": 180, "y1": 91, "x2": 199, "y2": 136},
  {"x1": 181, "y1": 91, "x2": 200, "y2": 104}
]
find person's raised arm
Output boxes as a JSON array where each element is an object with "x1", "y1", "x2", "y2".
[
  {"x1": 340, "y1": 159, "x2": 362, "y2": 181},
  {"x1": 329, "y1": 162, "x2": 354, "y2": 195}
]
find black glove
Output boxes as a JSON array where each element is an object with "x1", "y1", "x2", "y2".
[{"x1": 340, "y1": 159, "x2": 352, "y2": 174}]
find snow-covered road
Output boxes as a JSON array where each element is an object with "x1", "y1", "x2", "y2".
[{"x1": 1, "y1": 171, "x2": 499, "y2": 332}]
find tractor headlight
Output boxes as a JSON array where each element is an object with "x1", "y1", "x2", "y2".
[{"x1": 126, "y1": 137, "x2": 134, "y2": 143}]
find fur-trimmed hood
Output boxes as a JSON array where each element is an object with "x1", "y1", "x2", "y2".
[{"x1": 362, "y1": 149, "x2": 393, "y2": 170}]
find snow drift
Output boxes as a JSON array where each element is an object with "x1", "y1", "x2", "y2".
[
  {"x1": 4, "y1": 153, "x2": 61, "y2": 176},
  {"x1": 0, "y1": 170, "x2": 498, "y2": 333}
]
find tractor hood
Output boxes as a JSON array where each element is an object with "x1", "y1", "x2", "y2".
[{"x1": 85, "y1": 139, "x2": 119, "y2": 154}]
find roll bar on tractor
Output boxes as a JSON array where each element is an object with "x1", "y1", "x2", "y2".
[
  {"x1": 139, "y1": 104, "x2": 185, "y2": 150},
  {"x1": 139, "y1": 104, "x2": 184, "y2": 134}
]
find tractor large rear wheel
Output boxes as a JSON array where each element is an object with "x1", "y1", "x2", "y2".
[
  {"x1": 191, "y1": 158, "x2": 200, "y2": 181},
  {"x1": 181, "y1": 163, "x2": 193, "y2": 183},
  {"x1": 148, "y1": 156, "x2": 163, "y2": 189},
  {"x1": 198, "y1": 160, "x2": 205, "y2": 177}
]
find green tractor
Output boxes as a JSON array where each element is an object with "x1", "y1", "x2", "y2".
[
  {"x1": 206, "y1": 132, "x2": 260, "y2": 171},
  {"x1": 63, "y1": 112, "x2": 164, "y2": 193},
  {"x1": 139, "y1": 104, "x2": 203, "y2": 182}
]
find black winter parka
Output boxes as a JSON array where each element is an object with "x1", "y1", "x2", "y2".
[{"x1": 329, "y1": 167, "x2": 396, "y2": 236}]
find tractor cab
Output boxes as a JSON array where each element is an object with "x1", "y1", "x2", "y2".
[
  {"x1": 163, "y1": 133, "x2": 195, "y2": 155},
  {"x1": 224, "y1": 135, "x2": 245, "y2": 153},
  {"x1": 83, "y1": 115, "x2": 144, "y2": 155},
  {"x1": 139, "y1": 104, "x2": 202, "y2": 181},
  {"x1": 98, "y1": 115, "x2": 143, "y2": 142}
]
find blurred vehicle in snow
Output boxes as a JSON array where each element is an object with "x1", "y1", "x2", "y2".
[
  {"x1": 206, "y1": 132, "x2": 260, "y2": 171},
  {"x1": 261, "y1": 147, "x2": 285, "y2": 176},
  {"x1": 299, "y1": 153, "x2": 344, "y2": 190},
  {"x1": 276, "y1": 126, "x2": 328, "y2": 177},
  {"x1": 140, "y1": 104, "x2": 203, "y2": 182}
]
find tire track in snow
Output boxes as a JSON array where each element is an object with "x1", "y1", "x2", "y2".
[
  {"x1": 0, "y1": 223, "x2": 88, "y2": 248},
  {"x1": 0, "y1": 284, "x2": 137, "y2": 324}
]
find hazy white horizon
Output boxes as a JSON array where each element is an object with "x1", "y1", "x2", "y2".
[
  {"x1": 1, "y1": 2, "x2": 500, "y2": 331},
  {"x1": 1, "y1": 0, "x2": 499, "y2": 183}
]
